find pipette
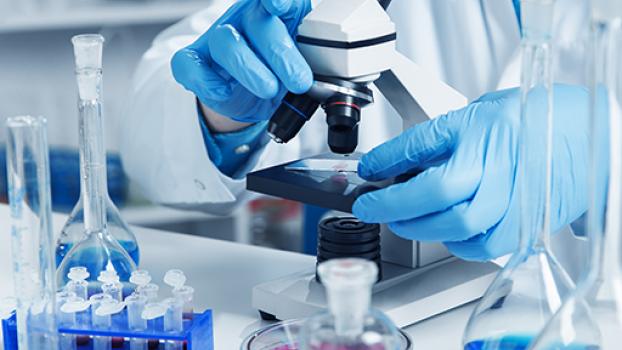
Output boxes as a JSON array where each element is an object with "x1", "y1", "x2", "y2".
[
  {"x1": 125, "y1": 293, "x2": 148, "y2": 350},
  {"x1": 66, "y1": 267, "x2": 89, "y2": 300},
  {"x1": 163, "y1": 298, "x2": 184, "y2": 350}
]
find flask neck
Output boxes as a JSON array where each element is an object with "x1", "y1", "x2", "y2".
[
  {"x1": 326, "y1": 284, "x2": 371, "y2": 337},
  {"x1": 77, "y1": 68, "x2": 108, "y2": 234}
]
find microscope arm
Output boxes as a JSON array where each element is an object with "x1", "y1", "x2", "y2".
[{"x1": 374, "y1": 51, "x2": 468, "y2": 129}]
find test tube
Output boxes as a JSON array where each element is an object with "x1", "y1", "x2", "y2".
[
  {"x1": 163, "y1": 298, "x2": 184, "y2": 350},
  {"x1": 6, "y1": 115, "x2": 58, "y2": 350},
  {"x1": 66, "y1": 267, "x2": 89, "y2": 300},
  {"x1": 172, "y1": 286, "x2": 195, "y2": 320},
  {"x1": 142, "y1": 302, "x2": 167, "y2": 349},
  {"x1": 59, "y1": 296, "x2": 91, "y2": 350},
  {"x1": 125, "y1": 294, "x2": 148, "y2": 350},
  {"x1": 99, "y1": 270, "x2": 122, "y2": 301},
  {"x1": 89, "y1": 293, "x2": 113, "y2": 350}
]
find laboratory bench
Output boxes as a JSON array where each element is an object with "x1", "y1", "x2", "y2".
[{"x1": 0, "y1": 204, "x2": 473, "y2": 349}]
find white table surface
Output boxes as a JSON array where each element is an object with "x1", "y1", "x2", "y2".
[{"x1": 0, "y1": 204, "x2": 473, "y2": 349}]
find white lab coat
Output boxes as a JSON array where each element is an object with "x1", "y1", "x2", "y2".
[{"x1": 121, "y1": 0, "x2": 588, "y2": 215}]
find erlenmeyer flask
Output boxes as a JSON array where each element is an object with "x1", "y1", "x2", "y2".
[
  {"x1": 529, "y1": 4, "x2": 622, "y2": 350},
  {"x1": 299, "y1": 258, "x2": 402, "y2": 350},
  {"x1": 56, "y1": 34, "x2": 137, "y2": 290},
  {"x1": 462, "y1": 1, "x2": 576, "y2": 348}
]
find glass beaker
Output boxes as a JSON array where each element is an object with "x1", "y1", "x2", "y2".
[
  {"x1": 529, "y1": 5, "x2": 622, "y2": 350},
  {"x1": 298, "y1": 258, "x2": 402, "y2": 350},
  {"x1": 6, "y1": 115, "x2": 59, "y2": 350},
  {"x1": 462, "y1": 1, "x2": 576, "y2": 348},
  {"x1": 56, "y1": 34, "x2": 137, "y2": 291}
]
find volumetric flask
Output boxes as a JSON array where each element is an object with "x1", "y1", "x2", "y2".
[
  {"x1": 6, "y1": 115, "x2": 58, "y2": 350},
  {"x1": 55, "y1": 33, "x2": 139, "y2": 270},
  {"x1": 530, "y1": 5, "x2": 622, "y2": 350},
  {"x1": 56, "y1": 34, "x2": 137, "y2": 292},
  {"x1": 462, "y1": 1, "x2": 576, "y2": 349}
]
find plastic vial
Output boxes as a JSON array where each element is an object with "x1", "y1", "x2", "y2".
[
  {"x1": 530, "y1": 7, "x2": 622, "y2": 350},
  {"x1": 299, "y1": 258, "x2": 401, "y2": 349},
  {"x1": 125, "y1": 293, "x2": 148, "y2": 350},
  {"x1": 6, "y1": 115, "x2": 59, "y2": 350},
  {"x1": 99, "y1": 270, "x2": 123, "y2": 301},
  {"x1": 462, "y1": 1, "x2": 576, "y2": 349},
  {"x1": 163, "y1": 298, "x2": 185, "y2": 350},
  {"x1": 56, "y1": 291, "x2": 77, "y2": 350},
  {"x1": 137, "y1": 283, "x2": 160, "y2": 302},
  {"x1": 90, "y1": 293, "x2": 114, "y2": 350},
  {"x1": 56, "y1": 34, "x2": 137, "y2": 288},
  {"x1": 59, "y1": 296, "x2": 90, "y2": 350},
  {"x1": 55, "y1": 32, "x2": 139, "y2": 270},
  {"x1": 66, "y1": 266, "x2": 89, "y2": 300},
  {"x1": 163, "y1": 269, "x2": 194, "y2": 320}
]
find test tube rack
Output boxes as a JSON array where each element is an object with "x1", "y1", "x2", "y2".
[{"x1": 2, "y1": 309, "x2": 213, "y2": 350}]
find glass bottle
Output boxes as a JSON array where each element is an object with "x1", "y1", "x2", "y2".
[
  {"x1": 6, "y1": 115, "x2": 58, "y2": 350},
  {"x1": 54, "y1": 33, "x2": 139, "y2": 269},
  {"x1": 462, "y1": 1, "x2": 576, "y2": 349},
  {"x1": 56, "y1": 34, "x2": 137, "y2": 290},
  {"x1": 529, "y1": 4, "x2": 622, "y2": 350},
  {"x1": 299, "y1": 258, "x2": 402, "y2": 350}
]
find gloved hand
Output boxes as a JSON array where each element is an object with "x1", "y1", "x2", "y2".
[
  {"x1": 352, "y1": 85, "x2": 590, "y2": 261},
  {"x1": 171, "y1": 0, "x2": 313, "y2": 123}
]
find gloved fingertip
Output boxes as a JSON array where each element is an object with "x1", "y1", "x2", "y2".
[
  {"x1": 352, "y1": 197, "x2": 372, "y2": 222},
  {"x1": 262, "y1": 0, "x2": 291, "y2": 16},
  {"x1": 286, "y1": 65, "x2": 313, "y2": 94}
]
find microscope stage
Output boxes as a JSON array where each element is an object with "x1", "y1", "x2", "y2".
[{"x1": 246, "y1": 153, "x2": 405, "y2": 212}]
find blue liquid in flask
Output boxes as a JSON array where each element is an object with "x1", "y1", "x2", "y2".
[
  {"x1": 465, "y1": 336, "x2": 599, "y2": 350},
  {"x1": 55, "y1": 240, "x2": 139, "y2": 281}
]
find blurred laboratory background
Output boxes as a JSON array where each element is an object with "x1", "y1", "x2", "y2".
[{"x1": 0, "y1": 0, "x2": 308, "y2": 254}]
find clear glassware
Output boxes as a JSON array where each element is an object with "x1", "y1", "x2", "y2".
[
  {"x1": 462, "y1": 1, "x2": 576, "y2": 349},
  {"x1": 529, "y1": 5, "x2": 622, "y2": 350},
  {"x1": 55, "y1": 32, "x2": 139, "y2": 270},
  {"x1": 6, "y1": 115, "x2": 59, "y2": 350},
  {"x1": 56, "y1": 34, "x2": 137, "y2": 291},
  {"x1": 298, "y1": 258, "x2": 402, "y2": 350}
]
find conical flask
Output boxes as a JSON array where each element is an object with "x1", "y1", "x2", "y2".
[
  {"x1": 462, "y1": 1, "x2": 576, "y2": 348},
  {"x1": 55, "y1": 33, "x2": 139, "y2": 269},
  {"x1": 299, "y1": 258, "x2": 402, "y2": 350},
  {"x1": 56, "y1": 34, "x2": 137, "y2": 290},
  {"x1": 529, "y1": 5, "x2": 622, "y2": 350}
]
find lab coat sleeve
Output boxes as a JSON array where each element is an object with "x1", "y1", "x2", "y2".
[{"x1": 121, "y1": 3, "x2": 303, "y2": 215}]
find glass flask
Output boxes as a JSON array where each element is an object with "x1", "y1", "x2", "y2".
[
  {"x1": 55, "y1": 32, "x2": 139, "y2": 269},
  {"x1": 299, "y1": 258, "x2": 402, "y2": 350},
  {"x1": 56, "y1": 34, "x2": 137, "y2": 290},
  {"x1": 529, "y1": 4, "x2": 622, "y2": 350},
  {"x1": 462, "y1": 1, "x2": 576, "y2": 349},
  {"x1": 6, "y1": 115, "x2": 58, "y2": 350}
]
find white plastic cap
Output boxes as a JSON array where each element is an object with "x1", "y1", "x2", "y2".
[
  {"x1": 130, "y1": 270, "x2": 152, "y2": 286},
  {"x1": 68, "y1": 266, "x2": 90, "y2": 281},
  {"x1": 96, "y1": 299, "x2": 125, "y2": 317},
  {"x1": 72, "y1": 34, "x2": 104, "y2": 71},
  {"x1": 60, "y1": 296, "x2": 91, "y2": 314},
  {"x1": 141, "y1": 302, "x2": 167, "y2": 320},
  {"x1": 98, "y1": 270, "x2": 120, "y2": 284},
  {"x1": 164, "y1": 269, "x2": 186, "y2": 288}
]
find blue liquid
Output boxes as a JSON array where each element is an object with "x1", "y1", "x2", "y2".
[
  {"x1": 56, "y1": 240, "x2": 139, "y2": 268},
  {"x1": 465, "y1": 336, "x2": 599, "y2": 350}
]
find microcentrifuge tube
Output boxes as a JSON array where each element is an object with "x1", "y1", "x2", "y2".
[
  {"x1": 90, "y1": 293, "x2": 114, "y2": 350},
  {"x1": 98, "y1": 270, "x2": 123, "y2": 301},
  {"x1": 7, "y1": 115, "x2": 59, "y2": 350},
  {"x1": 66, "y1": 267, "x2": 89, "y2": 300},
  {"x1": 56, "y1": 291, "x2": 77, "y2": 350},
  {"x1": 137, "y1": 283, "x2": 160, "y2": 302},
  {"x1": 173, "y1": 286, "x2": 195, "y2": 320},
  {"x1": 130, "y1": 270, "x2": 151, "y2": 289},
  {"x1": 125, "y1": 293, "x2": 148, "y2": 350},
  {"x1": 59, "y1": 296, "x2": 90, "y2": 350},
  {"x1": 163, "y1": 298, "x2": 184, "y2": 350}
]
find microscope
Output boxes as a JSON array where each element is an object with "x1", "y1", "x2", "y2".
[{"x1": 247, "y1": 0, "x2": 499, "y2": 327}]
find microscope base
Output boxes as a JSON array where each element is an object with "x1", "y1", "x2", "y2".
[{"x1": 252, "y1": 258, "x2": 499, "y2": 327}]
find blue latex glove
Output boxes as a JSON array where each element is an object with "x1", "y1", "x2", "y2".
[
  {"x1": 352, "y1": 85, "x2": 590, "y2": 261},
  {"x1": 171, "y1": 0, "x2": 313, "y2": 123}
]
